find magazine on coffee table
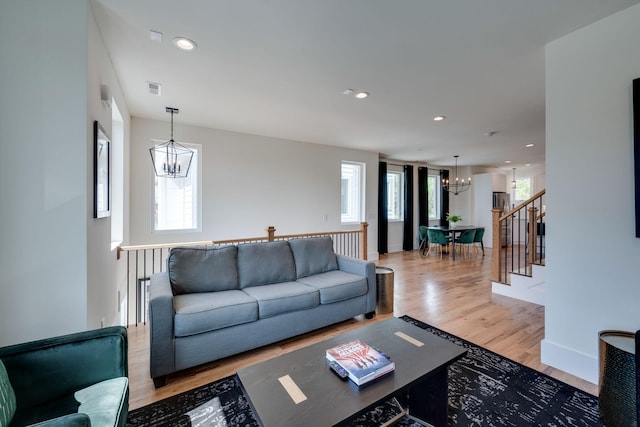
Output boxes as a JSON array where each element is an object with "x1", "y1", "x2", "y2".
[{"x1": 326, "y1": 339, "x2": 395, "y2": 386}]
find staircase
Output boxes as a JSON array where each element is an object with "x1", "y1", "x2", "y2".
[
  {"x1": 492, "y1": 263, "x2": 545, "y2": 305},
  {"x1": 491, "y1": 189, "x2": 546, "y2": 306}
]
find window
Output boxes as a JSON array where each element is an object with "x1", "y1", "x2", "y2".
[
  {"x1": 153, "y1": 143, "x2": 201, "y2": 231},
  {"x1": 514, "y1": 177, "x2": 532, "y2": 204},
  {"x1": 386, "y1": 171, "x2": 403, "y2": 221},
  {"x1": 427, "y1": 175, "x2": 441, "y2": 220},
  {"x1": 110, "y1": 99, "x2": 124, "y2": 249},
  {"x1": 341, "y1": 161, "x2": 365, "y2": 223}
]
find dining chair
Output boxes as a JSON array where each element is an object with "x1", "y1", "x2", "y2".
[
  {"x1": 455, "y1": 229, "x2": 476, "y2": 259},
  {"x1": 426, "y1": 229, "x2": 450, "y2": 257},
  {"x1": 418, "y1": 226, "x2": 428, "y2": 255},
  {"x1": 473, "y1": 227, "x2": 485, "y2": 255}
]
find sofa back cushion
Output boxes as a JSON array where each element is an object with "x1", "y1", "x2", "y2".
[
  {"x1": 289, "y1": 236, "x2": 338, "y2": 279},
  {"x1": 237, "y1": 241, "x2": 296, "y2": 288},
  {"x1": 168, "y1": 246, "x2": 239, "y2": 294}
]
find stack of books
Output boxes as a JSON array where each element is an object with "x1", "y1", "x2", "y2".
[{"x1": 326, "y1": 339, "x2": 395, "y2": 387}]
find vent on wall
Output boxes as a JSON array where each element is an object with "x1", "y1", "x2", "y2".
[{"x1": 147, "y1": 81, "x2": 162, "y2": 96}]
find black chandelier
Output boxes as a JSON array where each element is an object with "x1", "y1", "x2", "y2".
[
  {"x1": 442, "y1": 155, "x2": 471, "y2": 195},
  {"x1": 149, "y1": 107, "x2": 194, "y2": 178}
]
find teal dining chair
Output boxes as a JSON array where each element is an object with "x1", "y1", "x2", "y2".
[
  {"x1": 418, "y1": 226, "x2": 428, "y2": 255},
  {"x1": 426, "y1": 229, "x2": 450, "y2": 257},
  {"x1": 473, "y1": 227, "x2": 485, "y2": 256},
  {"x1": 455, "y1": 229, "x2": 476, "y2": 259}
]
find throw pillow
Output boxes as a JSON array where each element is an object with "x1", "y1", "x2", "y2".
[{"x1": 0, "y1": 360, "x2": 16, "y2": 427}]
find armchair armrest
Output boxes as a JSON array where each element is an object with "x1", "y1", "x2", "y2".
[
  {"x1": 149, "y1": 272, "x2": 176, "y2": 383},
  {"x1": 30, "y1": 413, "x2": 91, "y2": 427},
  {"x1": 336, "y1": 255, "x2": 377, "y2": 313},
  {"x1": 0, "y1": 326, "x2": 127, "y2": 411}
]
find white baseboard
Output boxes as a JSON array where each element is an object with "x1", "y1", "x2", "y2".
[{"x1": 540, "y1": 338, "x2": 599, "y2": 385}]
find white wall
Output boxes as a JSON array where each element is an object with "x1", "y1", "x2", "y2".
[
  {"x1": 0, "y1": 1, "x2": 88, "y2": 345},
  {"x1": 447, "y1": 165, "x2": 473, "y2": 225},
  {"x1": 129, "y1": 118, "x2": 379, "y2": 259},
  {"x1": 87, "y1": 4, "x2": 131, "y2": 329},
  {"x1": 0, "y1": 0, "x2": 130, "y2": 346},
  {"x1": 542, "y1": 3, "x2": 640, "y2": 383},
  {"x1": 472, "y1": 173, "x2": 504, "y2": 248}
]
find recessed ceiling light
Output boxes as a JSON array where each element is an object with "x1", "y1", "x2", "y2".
[
  {"x1": 484, "y1": 131, "x2": 497, "y2": 137},
  {"x1": 525, "y1": 163, "x2": 531, "y2": 167},
  {"x1": 525, "y1": 143, "x2": 535, "y2": 147},
  {"x1": 342, "y1": 89, "x2": 354, "y2": 95},
  {"x1": 505, "y1": 160, "x2": 512, "y2": 164},
  {"x1": 354, "y1": 91, "x2": 369, "y2": 99},
  {"x1": 173, "y1": 37, "x2": 197, "y2": 51},
  {"x1": 433, "y1": 115, "x2": 446, "y2": 121}
]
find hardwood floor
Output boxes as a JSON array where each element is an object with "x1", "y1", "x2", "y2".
[{"x1": 126, "y1": 247, "x2": 598, "y2": 411}]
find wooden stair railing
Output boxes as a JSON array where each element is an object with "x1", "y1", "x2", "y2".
[
  {"x1": 492, "y1": 190, "x2": 545, "y2": 284},
  {"x1": 116, "y1": 222, "x2": 368, "y2": 326}
]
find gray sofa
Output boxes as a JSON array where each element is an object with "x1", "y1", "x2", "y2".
[{"x1": 149, "y1": 236, "x2": 376, "y2": 387}]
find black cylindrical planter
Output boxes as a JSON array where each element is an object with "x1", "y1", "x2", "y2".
[{"x1": 599, "y1": 330, "x2": 636, "y2": 427}]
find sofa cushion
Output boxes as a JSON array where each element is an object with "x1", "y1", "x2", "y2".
[
  {"x1": 174, "y1": 291, "x2": 258, "y2": 337},
  {"x1": 289, "y1": 237, "x2": 338, "y2": 279},
  {"x1": 241, "y1": 282, "x2": 319, "y2": 318},
  {"x1": 74, "y1": 377, "x2": 128, "y2": 427},
  {"x1": 168, "y1": 245, "x2": 239, "y2": 294},
  {"x1": 297, "y1": 270, "x2": 368, "y2": 304},
  {"x1": 237, "y1": 241, "x2": 296, "y2": 288},
  {"x1": 0, "y1": 360, "x2": 16, "y2": 427}
]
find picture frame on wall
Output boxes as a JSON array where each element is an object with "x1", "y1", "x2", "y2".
[{"x1": 94, "y1": 120, "x2": 111, "y2": 218}]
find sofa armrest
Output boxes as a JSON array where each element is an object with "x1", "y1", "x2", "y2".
[
  {"x1": 0, "y1": 327, "x2": 127, "y2": 411},
  {"x1": 149, "y1": 272, "x2": 176, "y2": 381},
  {"x1": 336, "y1": 255, "x2": 377, "y2": 313}
]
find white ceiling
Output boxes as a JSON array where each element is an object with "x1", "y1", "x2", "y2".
[{"x1": 92, "y1": 0, "x2": 640, "y2": 170}]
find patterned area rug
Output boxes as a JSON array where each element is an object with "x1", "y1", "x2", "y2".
[{"x1": 127, "y1": 316, "x2": 602, "y2": 427}]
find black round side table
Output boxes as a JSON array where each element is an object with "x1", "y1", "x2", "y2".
[{"x1": 599, "y1": 330, "x2": 636, "y2": 427}]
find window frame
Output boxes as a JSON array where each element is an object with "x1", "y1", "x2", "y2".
[
  {"x1": 514, "y1": 177, "x2": 532, "y2": 204},
  {"x1": 152, "y1": 141, "x2": 202, "y2": 233},
  {"x1": 386, "y1": 170, "x2": 404, "y2": 222},
  {"x1": 110, "y1": 99, "x2": 124, "y2": 250},
  {"x1": 341, "y1": 161, "x2": 365, "y2": 224},
  {"x1": 428, "y1": 174, "x2": 441, "y2": 220}
]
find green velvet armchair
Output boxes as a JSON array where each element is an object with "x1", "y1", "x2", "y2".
[{"x1": 0, "y1": 326, "x2": 128, "y2": 427}]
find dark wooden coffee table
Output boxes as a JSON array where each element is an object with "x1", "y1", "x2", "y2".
[{"x1": 237, "y1": 317, "x2": 466, "y2": 427}]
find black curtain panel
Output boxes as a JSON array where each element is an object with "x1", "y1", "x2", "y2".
[
  {"x1": 440, "y1": 169, "x2": 450, "y2": 226},
  {"x1": 403, "y1": 165, "x2": 414, "y2": 251},
  {"x1": 418, "y1": 167, "x2": 428, "y2": 226},
  {"x1": 378, "y1": 161, "x2": 388, "y2": 254}
]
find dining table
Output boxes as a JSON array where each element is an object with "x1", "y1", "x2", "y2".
[{"x1": 426, "y1": 225, "x2": 478, "y2": 260}]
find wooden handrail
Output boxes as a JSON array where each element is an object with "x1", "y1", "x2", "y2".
[
  {"x1": 499, "y1": 189, "x2": 546, "y2": 221},
  {"x1": 117, "y1": 222, "x2": 369, "y2": 261}
]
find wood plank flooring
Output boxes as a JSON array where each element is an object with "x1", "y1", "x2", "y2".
[{"x1": 126, "y1": 247, "x2": 598, "y2": 411}]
